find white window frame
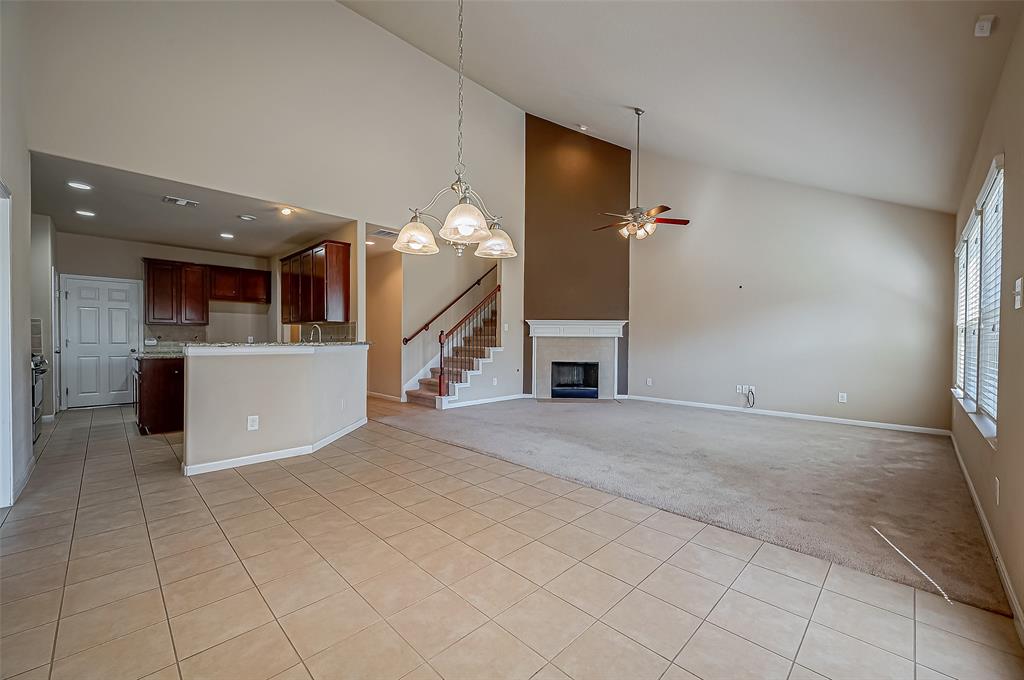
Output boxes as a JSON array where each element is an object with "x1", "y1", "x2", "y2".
[{"x1": 953, "y1": 154, "x2": 1003, "y2": 440}]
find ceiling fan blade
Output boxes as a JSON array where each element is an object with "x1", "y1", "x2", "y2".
[
  {"x1": 592, "y1": 222, "x2": 627, "y2": 232},
  {"x1": 645, "y1": 204, "x2": 671, "y2": 217},
  {"x1": 602, "y1": 212, "x2": 631, "y2": 219},
  {"x1": 653, "y1": 217, "x2": 690, "y2": 225}
]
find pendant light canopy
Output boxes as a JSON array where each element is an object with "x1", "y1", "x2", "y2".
[{"x1": 392, "y1": 0, "x2": 517, "y2": 259}]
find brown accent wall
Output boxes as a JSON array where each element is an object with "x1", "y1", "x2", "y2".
[{"x1": 523, "y1": 114, "x2": 632, "y2": 393}]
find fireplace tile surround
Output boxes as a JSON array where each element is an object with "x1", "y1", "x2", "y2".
[{"x1": 527, "y1": 320, "x2": 627, "y2": 399}]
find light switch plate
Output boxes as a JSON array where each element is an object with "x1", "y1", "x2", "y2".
[
  {"x1": 646, "y1": 377, "x2": 653, "y2": 386},
  {"x1": 1014, "y1": 277, "x2": 1022, "y2": 310},
  {"x1": 247, "y1": 415, "x2": 259, "y2": 431},
  {"x1": 838, "y1": 392, "x2": 848, "y2": 404}
]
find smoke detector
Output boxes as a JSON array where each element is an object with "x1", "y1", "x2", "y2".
[{"x1": 162, "y1": 195, "x2": 200, "y2": 208}]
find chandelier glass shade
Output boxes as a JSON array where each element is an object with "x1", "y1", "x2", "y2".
[{"x1": 391, "y1": 0, "x2": 517, "y2": 260}]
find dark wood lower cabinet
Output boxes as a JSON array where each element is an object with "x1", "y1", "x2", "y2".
[{"x1": 134, "y1": 357, "x2": 184, "y2": 435}]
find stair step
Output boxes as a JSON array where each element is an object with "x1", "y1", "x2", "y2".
[
  {"x1": 405, "y1": 389, "x2": 438, "y2": 407},
  {"x1": 444, "y1": 357, "x2": 478, "y2": 370},
  {"x1": 452, "y1": 346, "x2": 489, "y2": 358}
]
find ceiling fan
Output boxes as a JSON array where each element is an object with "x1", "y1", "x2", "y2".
[{"x1": 593, "y1": 107, "x2": 689, "y2": 240}]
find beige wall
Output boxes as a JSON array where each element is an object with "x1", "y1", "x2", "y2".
[
  {"x1": 628, "y1": 149, "x2": 954, "y2": 430},
  {"x1": 30, "y1": 214, "x2": 56, "y2": 415},
  {"x1": 55, "y1": 231, "x2": 272, "y2": 343},
  {"x1": 951, "y1": 19, "x2": 1024, "y2": 622},
  {"x1": 184, "y1": 346, "x2": 367, "y2": 469},
  {"x1": 366, "y1": 251, "x2": 403, "y2": 398},
  {"x1": 1, "y1": 0, "x2": 35, "y2": 503},
  {"x1": 24, "y1": 0, "x2": 526, "y2": 404}
]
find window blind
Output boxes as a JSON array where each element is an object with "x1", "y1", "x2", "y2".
[
  {"x1": 963, "y1": 215, "x2": 981, "y2": 403},
  {"x1": 978, "y1": 172, "x2": 1003, "y2": 419},
  {"x1": 955, "y1": 244, "x2": 966, "y2": 391}
]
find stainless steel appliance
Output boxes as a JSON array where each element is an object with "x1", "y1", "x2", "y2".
[{"x1": 31, "y1": 354, "x2": 48, "y2": 443}]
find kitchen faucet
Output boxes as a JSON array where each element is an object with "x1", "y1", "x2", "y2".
[{"x1": 309, "y1": 324, "x2": 322, "y2": 344}]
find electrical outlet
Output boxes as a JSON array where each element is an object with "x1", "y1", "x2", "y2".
[
  {"x1": 491, "y1": 377, "x2": 498, "y2": 386},
  {"x1": 995, "y1": 477, "x2": 1000, "y2": 506},
  {"x1": 646, "y1": 377, "x2": 653, "y2": 386},
  {"x1": 247, "y1": 336, "x2": 254, "y2": 344},
  {"x1": 247, "y1": 415, "x2": 259, "y2": 431},
  {"x1": 838, "y1": 392, "x2": 848, "y2": 404},
  {"x1": 503, "y1": 322, "x2": 509, "y2": 332},
  {"x1": 741, "y1": 385, "x2": 749, "y2": 393},
  {"x1": 1015, "y1": 277, "x2": 1022, "y2": 310},
  {"x1": 736, "y1": 384, "x2": 743, "y2": 393}
]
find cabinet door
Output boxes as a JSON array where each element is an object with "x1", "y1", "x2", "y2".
[
  {"x1": 179, "y1": 264, "x2": 209, "y2": 325},
  {"x1": 280, "y1": 261, "x2": 292, "y2": 323},
  {"x1": 210, "y1": 267, "x2": 241, "y2": 300},
  {"x1": 324, "y1": 242, "x2": 351, "y2": 322},
  {"x1": 310, "y1": 246, "x2": 327, "y2": 322},
  {"x1": 240, "y1": 269, "x2": 271, "y2": 304},
  {"x1": 288, "y1": 257, "x2": 302, "y2": 324},
  {"x1": 144, "y1": 260, "x2": 179, "y2": 325},
  {"x1": 299, "y1": 251, "x2": 313, "y2": 323}
]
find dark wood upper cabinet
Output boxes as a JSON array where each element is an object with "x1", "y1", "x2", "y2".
[
  {"x1": 210, "y1": 265, "x2": 271, "y2": 304},
  {"x1": 179, "y1": 264, "x2": 209, "y2": 325},
  {"x1": 144, "y1": 260, "x2": 179, "y2": 325},
  {"x1": 280, "y1": 240, "x2": 350, "y2": 324}
]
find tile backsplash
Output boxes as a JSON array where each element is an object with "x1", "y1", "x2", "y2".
[
  {"x1": 298, "y1": 322, "x2": 356, "y2": 342},
  {"x1": 144, "y1": 324, "x2": 207, "y2": 350}
]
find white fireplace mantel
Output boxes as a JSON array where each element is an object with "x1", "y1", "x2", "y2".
[{"x1": 526, "y1": 320, "x2": 627, "y2": 338}]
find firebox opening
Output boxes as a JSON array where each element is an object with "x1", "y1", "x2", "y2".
[{"x1": 551, "y1": 361, "x2": 598, "y2": 399}]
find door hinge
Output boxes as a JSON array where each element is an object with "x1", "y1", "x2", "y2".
[{"x1": 64, "y1": 290, "x2": 69, "y2": 300}]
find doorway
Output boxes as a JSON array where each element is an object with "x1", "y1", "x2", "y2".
[
  {"x1": 60, "y1": 275, "x2": 142, "y2": 408},
  {"x1": 0, "y1": 181, "x2": 14, "y2": 507},
  {"x1": 365, "y1": 244, "x2": 404, "y2": 400}
]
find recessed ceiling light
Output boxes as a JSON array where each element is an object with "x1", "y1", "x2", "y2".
[
  {"x1": 365, "y1": 241, "x2": 376, "y2": 246},
  {"x1": 75, "y1": 210, "x2": 95, "y2": 217},
  {"x1": 237, "y1": 214, "x2": 257, "y2": 221},
  {"x1": 67, "y1": 180, "x2": 92, "y2": 191},
  {"x1": 280, "y1": 207, "x2": 294, "y2": 216},
  {"x1": 577, "y1": 124, "x2": 589, "y2": 131},
  {"x1": 220, "y1": 233, "x2": 234, "y2": 239}
]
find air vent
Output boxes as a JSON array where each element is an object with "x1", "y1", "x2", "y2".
[
  {"x1": 162, "y1": 195, "x2": 200, "y2": 208},
  {"x1": 371, "y1": 228, "x2": 400, "y2": 240}
]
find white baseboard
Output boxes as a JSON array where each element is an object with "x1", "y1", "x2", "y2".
[
  {"x1": 367, "y1": 391, "x2": 401, "y2": 402},
  {"x1": 440, "y1": 393, "x2": 531, "y2": 410},
  {"x1": 41, "y1": 414, "x2": 55, "y2": 423},
  {"x1": 950, "y1": 435, "x2": 1024, "y2": 645},
  {"x1": 624, "y1": 395, "x2": 952, "y2": 436},
  {"x1": 183, "y1": 417, "x2": 367, "y2": 476}
]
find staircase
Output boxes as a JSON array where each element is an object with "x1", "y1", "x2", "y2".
[{"x1": 405, "y1": 285, "x2": 501, "y2": 408}]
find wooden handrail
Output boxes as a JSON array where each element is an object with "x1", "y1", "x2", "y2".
[
  {"x1": 402, "y1": 265, "x2": 497, "y2": 345},
  {"x1": 441, "y1": 285, "x2": 500, "y2": 343}
]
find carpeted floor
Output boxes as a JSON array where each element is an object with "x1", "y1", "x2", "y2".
[{"x1": 376, "y1": 398, "x2": 1008, "y2": 614}]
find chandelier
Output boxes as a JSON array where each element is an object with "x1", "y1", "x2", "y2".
[{"x1": 393, "y1": 0, "x2": 517, "y2": 259}]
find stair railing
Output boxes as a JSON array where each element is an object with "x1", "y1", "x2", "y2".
[
  {"x1": 438, "y1": 285, "x2": 500, "y2": 397},
  {"x1": 403, "y1": 265, "x2": 497, "y2": 346}
]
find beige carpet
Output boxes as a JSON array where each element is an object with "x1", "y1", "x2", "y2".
[{"x1": 377, "y1": 398, "x2": 1008, "y2": 614}]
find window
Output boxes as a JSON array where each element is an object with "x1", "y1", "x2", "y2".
[{"x1": 953, "y1": 159, "x2": 1003, "y2": 424}]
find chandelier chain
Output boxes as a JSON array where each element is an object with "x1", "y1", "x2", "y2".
[{"x1": 455, "y1": 0, "x2": 466, "y2": 178}]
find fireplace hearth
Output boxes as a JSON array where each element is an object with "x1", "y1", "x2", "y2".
[{"x1": 551, "y1": 361, "x2": 598, "y2": 399}]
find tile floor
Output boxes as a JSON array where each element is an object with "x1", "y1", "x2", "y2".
[{"x1": 0, "y1": 403, "x2": 1022, "y2": 680}]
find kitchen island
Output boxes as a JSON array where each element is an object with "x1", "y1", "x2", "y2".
[{"x1": 181, "y1": 342, "x2": 368, "y2": 475}]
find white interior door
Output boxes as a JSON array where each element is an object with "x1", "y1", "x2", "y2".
[{"x1": 61, "y1": 276, "x2": 141, "y2": 408}]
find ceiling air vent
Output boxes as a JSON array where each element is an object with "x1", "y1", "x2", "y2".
[
  {"x1": 162, "y1": 195, "x2": 200, "y2": 208},
  {"x1": 371, "y1": 228, "x2": 400, "y2": 240}
]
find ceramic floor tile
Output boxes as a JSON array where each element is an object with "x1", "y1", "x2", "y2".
[
  {"x1": 279, "y1": 589, "x2": 381, "y2": 659},
  {"x1": 169, "y1": 587, "x2": 274, "y2": 659},
  {"x1": 54, "y1": 588, "x2": 167, "y2": 660},
  {"x1": 241, "y1": 540, "x2": 323, "y2": 585},
  {"x1": 162, "y1": 561, "x2": 255, "y2": 617},
  {"x1": 463, "y1": 523, "x2": 532, "y2": 559},
  {"x1": 502, "y1": 509, "x2": 566, "y2": 539},
  {"x1": 668, "y1": 542, "x2": 747, "y2": 586},
  {"x1": 538, "y1": 524, "x2": 610, "y2": 560},
  {"x1": 494, "y1": 589, "x2": 594, "y2": 660},
  {"x1": 151, "y1": 523, "x2": 225, "y2": 559},
  {"x1": 600, "y1": 498, "x2": 659, "y2": 523},
  {"x1": 305, "y1": 620, "x2": 422, "y2": 680},
  {"x1": 640, "y1": 511, "x2": 706, "y2": 541},
  {"x1": 707, "y1": 589, "x2": 808, "y2": 659},
  {"x1": 228, "y1": 524, "x2": 303, "y2": 560},
  {"x1": 363, "y1": 508, "x2": 426, "y2": 539},
  {"x1": 50, "y1": 621, "x2": 176, "y2": 680},
  {"x1": 501, "y1": 541, "x2": 577, "y2": 585},
  {"x1": 583, "y1": 541, "x2": 660, "y2": 585},
  {"x1": 812, "y1": 589, "x2": 914, "y2": 659},
  {"x1": 916, "y1": 590, "x2": 1022, "y2": 656},
  {"x1": 690, "y1": 525, "x2": 762, "y2": 561},
  {"x1": 414, "y1": 541, "x2": 494, "y2": 585},
  {"x1": 354, "y1": 561, "x2": 443, "y2": 616},
  {"x1": 676, "y1": 623, "x2": 791, "y2": 680},
  {"x1": 0, "y1": 589, "x2": 63, "y2": 638},
  {"x1": 430, "y1": 621, "x2": 545, "y2": 680},
  {"x1": 563, "y1": 487, "x2": 617, "y2": 508},
  {"x1": 732, "y1": 563, "x2": 820, "y2": 618},
  {"x1": 61, "y1": 562, "x2": 161, "y2": 616},
  {"x1": 602, "y1": 589, "x2": 701, "y2": 660},
  {"x1": 430, "y1": 509, "x2": 494, "y2": 539},
  {"x1": 218, "y1": 509, "x2": 286, "y2": 538},
  {"x1": 545, "y1": 563, "x2": 632, "y2": 618},
  {"x1": 503, "y1": 485, "x2": 559, "y2": 508},
  {"x1": 823, "y1": 564, "x2": 914, "y2": 618},
  {"x1": 553, "y1": 621, "x2": 669, "y2": 680},
  {"x1": 638, "y1": 564, "x2": 726, "y2": 618},
  {"x1": 751, "y1": 543, "x2": 830, "y2": 586},
  {"x1": 537, "y1": 498, "x2": 595, "y2": 523},
  {"x1": 178, "y1": 622, "x2": 299, "y2": 680},
  {"x1": 915, "y1": 621, "x2": 1024, "y2": 680},
  {"x1": 258, "y1": 560, "x2": 349, "y2": 617},
  {"x1": 615, "y1": 525, "x2": 686, "y2": 560},
  {"x1": 406, "y1": 496, "x2": 463, "y2": 522},
  {"x1": 796, "y1": 622, "x2": 915, "y2": 680},
  {"x1": 0, "y1": 622, "x2": 57, "y2": 679},
  {"x1": 386, "y1": 588, "x2": 488, "y2": 658},
  {"x1": 451, "y1": 562, "x2": 537, "y2": 617}
]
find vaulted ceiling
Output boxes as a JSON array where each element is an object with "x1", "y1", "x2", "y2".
[{"x1": 345, "y1": 0, "x2": 1021, "y2": 213}]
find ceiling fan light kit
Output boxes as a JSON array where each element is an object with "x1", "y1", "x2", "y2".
[
  {"x1": 593, "y1": 107, "x2": 690, "y2": 241},
  {"x1": 393, "y1": 0, "x2": 517, "y2": 259}
]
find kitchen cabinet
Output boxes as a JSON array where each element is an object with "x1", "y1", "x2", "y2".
[
  {"x1": 210, "y1": 266, "x2": 271, "y2": 304},
  {"x1": 280, "y1": 240, "x2": 350, "y2": 324},
  {"x1": 134, "y1": 357, "x2": 184, "y2": 434},
  {"x1": 144, "y1": 259, "x2": 209, "y2": 325}
]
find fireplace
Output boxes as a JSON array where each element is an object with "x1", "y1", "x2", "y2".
[{"x1": 551, "y1": 361, "x2": 599, "y2": 399}]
